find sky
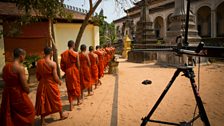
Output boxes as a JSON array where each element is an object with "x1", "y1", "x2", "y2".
[{"x1": 64, "y1": 0, "x2": 135, "y2": 23}]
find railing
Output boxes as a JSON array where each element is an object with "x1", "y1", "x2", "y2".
[
  {"x1": 131, "y1": 44, "x2": 176, "y2": 50},
  {"x1": 63, "y1": 4, "x2": 98, "y2": 16}
]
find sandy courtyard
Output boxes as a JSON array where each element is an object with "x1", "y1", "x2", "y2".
[{"x1": 1, "y1": 58, "x2": 224, "y2": 126}]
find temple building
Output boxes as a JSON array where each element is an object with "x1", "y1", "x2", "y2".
[
  {"x1": 113, "y1": 0, "x2": 224, "y2": 63},
  {"x1": 114, "y1": 0, "x2": 224, "y2": 42}
]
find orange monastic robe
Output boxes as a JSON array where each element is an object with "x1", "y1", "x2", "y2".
[
  {"x1": 102, "y1": 49, "x2": 108, "y2": 69},
  {"x1": 0, "y1": 63, "x2": 35, "y2": 126},
  {"x1": 94, "y1": 50, "x2": 104, "y2": 78},
  {"x1": 35, "y1": 59, "x2": 62, "y2": 116},
  {"x1": 60, "y1": 50, "x2": 81, "y2": 102},
  {"x1": 79, "y1": 53, "x2": 91, "y2": 89},
  {"x1": 88, "y1": 53, "x2": 99, "y2": 85},
  {"x1": 105, "y1": 47, "x2": 111, "y2": 66}
]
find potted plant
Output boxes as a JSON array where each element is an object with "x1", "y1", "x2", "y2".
[{"x1": 23, "y1": 55, "x2": 41, "y2": 83}]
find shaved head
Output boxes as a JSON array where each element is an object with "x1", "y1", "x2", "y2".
[{"x1": 13, "y1": 48, "x2": 26, "y2": 59}]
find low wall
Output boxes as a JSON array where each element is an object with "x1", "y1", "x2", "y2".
[
  {"x1": 128, "y1": 51, "x2": 157, "y2": 63},
  {"x1": 128, "y1": 51, "x2": 208, "y2": 66}
]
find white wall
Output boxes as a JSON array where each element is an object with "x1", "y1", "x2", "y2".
[
  {"x1": 53, "y1": 23, "x2": 99, "y2": 56},
  {"x1": 93, "y1": 26, "x2": 100, "y2": 47}
]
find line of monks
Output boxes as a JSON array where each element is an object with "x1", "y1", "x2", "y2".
[{"x1": 0, "y1": 40, "x2": 115, "y2": 126}]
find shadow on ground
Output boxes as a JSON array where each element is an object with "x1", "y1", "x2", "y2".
[
  {"x1": 35, "y1": 117, "x2": 62, "y2": 126},
  {"x1": 129, "y1": 64, "x2": 170, "y2": 69},
  {"x1": 110, "y1": 74, "x2": 119, "y2": 126}
]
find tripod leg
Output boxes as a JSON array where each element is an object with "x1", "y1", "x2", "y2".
[
  {"x1": 141, "y1": 69, "x2": 182, "y2": 126},
  {"x1": 188, "y1": 69, "x2": 210, "y2": 126}
]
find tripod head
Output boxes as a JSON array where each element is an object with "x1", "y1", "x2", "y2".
[{"x1": 168, "y1": 0, "x2": 223, "y2": 59}]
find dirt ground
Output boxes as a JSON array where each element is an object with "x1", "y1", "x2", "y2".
[{"x1": 1, "y1": 58, "x2": 224, "y2": 126}]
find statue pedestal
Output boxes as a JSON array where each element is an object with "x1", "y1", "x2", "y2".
[
  {"x1": 160, "y1": 0, "x2": 203, "y2": 65},
  {"x1": 122, "y1": 36, "x2": 131, "y2": 58},
  {"x1": 165, "y1": 0, "x2": 201, "y2": 44},
  {"x1": 127, "y1": 0, "x2": 157, "y2": 63}
]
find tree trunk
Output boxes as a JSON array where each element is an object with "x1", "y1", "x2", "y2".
[
  {"x1": 49, "y1": 19, "x2": 61, "y2": 78},
  {"x1": 74, "y1": 0, "x2": 102, "y2": 51}
]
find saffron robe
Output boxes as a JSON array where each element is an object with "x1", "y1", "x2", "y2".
[
  {"x1": 60, "y1": 50, "x2": 81, "y2": 102},
  {"x1": 88, "y1": 53, "x2": 99, "y2": 84},
  {"x1": 35, "y1": 59, "x2": 62, "y2": 116},
  {"x1": 0, "y1": 63, "x2": 35, "y2": 126},
  {"x1": 105, "y1": 48, "x2": 111, "y2": 67},
  {"x1": 94, "y1": 50, "x2": 104, "y2": 78},
  {"x1": 79, "y1": 53, "x2": 91, "y2": 89}
]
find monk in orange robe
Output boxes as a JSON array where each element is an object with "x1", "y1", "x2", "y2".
[
  {"x1": 105, "y1": 46, "x2": 111, "y2": 68},
  {"x1": 102, "y1": 47, "x2": 108, "y2": 71},
  {"x1": 0, "y1": 48, "x2": 35, "y2": 126},
  {"x1": 94, "y1": 46, "x2": 104, "y2": 85},
  {"x1": 88, "y1": 46, "x2": 99, "y2": 89},
  {"x1": 35, "y1": 47, "x2": 68, "y2": 125},
  {"x1": 60, "y1": 40, "x2": 81, "y2": 111},
  {"x1": 79, "y1": 44, "x2": 92, "y2": 97}
]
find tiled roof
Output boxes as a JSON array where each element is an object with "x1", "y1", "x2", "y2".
[
  {"x1": 0, "y1": 2, "x2": 24, "y2": 16},
  {"x1": 0, "y1": 2, "x2": 86, "y2": 20}
]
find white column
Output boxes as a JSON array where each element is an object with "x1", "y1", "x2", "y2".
[
  {"x1": 164, "y1": 18, "x2": 167, "y2": 38},
  {"x1": 211, "y1": 9, "x2": 217, "y2": 38},
  {"x1": 0, "y1": 19, "x2": 5, "y2": 74},
  {"x1": 173, "y1": 0, "x2": 187, "y2": 15},
  {"x1": 195, "y1": 13, "x2": 198, "y2": 31}
]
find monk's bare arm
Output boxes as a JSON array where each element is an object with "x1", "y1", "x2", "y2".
[
  {"x1": 52, "y1": 62, "x2": 62, "y2": 85},
  {"x1": 96, "y1": 55, "x2": 99, "y2": 64},
  {"x1": 76, "y1": 55, "x2": 80, "y2": 70},
  {"x1": 86, "y1": 54, "x2": 91, "y2": 66},
  {"x1": 18, "y1": 66, "x2": 30, "y2": 93}
]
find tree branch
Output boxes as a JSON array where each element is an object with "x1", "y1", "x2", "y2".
[
  {"x1": 74, "y1": 0, "x2": 102, "y2": 51},
  {"x1": 89, "y1": 0, "x2": 93, "y2": 10}
]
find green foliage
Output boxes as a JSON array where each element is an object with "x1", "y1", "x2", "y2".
[
  {"x1": 100, "y1": 22, "x2": 117, "y2": 45},
  {"x1": 92, "y1": 9, "x2": 107, "y2": 45},
  {"x1": 13, "y1": 0, "x2": 67, "y2": 19},
  {"x1": 106, "y1": 23, "x2": 117, "y2": 44},
  {"x1": 2, "y1": 0, "x2": 72, "y2": 36},
  {"x1": 2, "y1": 0, "x2": 70, "y2": 19},
  {"x1": 94, "y1": 10, "x2": 117, "y2": 45},
  {"x1": 2, "y1": 0, "x2": 131, "y2": 46},
  {"x1": 92, "y1": 11, "x2": 107, "y2": 26},
  {"x1": 23, "y1": 55, "x2": 41, "y2": 69}
]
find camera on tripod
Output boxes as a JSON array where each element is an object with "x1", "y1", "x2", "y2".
[{"x1": 139, "y1": 0, "x2": 224, "y2": 126}]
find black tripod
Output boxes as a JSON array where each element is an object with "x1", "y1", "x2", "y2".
[{"x1": 141, "y1": 65, "x2": 210, "y2": 126}]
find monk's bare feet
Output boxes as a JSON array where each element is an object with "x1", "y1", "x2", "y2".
[
  {"x1": 41, "y1": 116, "x2": 46, "y2": 126},
  {"x1": 99, "y1": 80, "x2": 102, "y2": 85},
  {"x1": 41, "y1": 121, "x2": 47, "y2": 126},
  {"x1": 60, "y1": 112, "x2": 69, "y2": 120},
  {"x1": 70, "y1": 104, "x2": 74, "y2": 111},
  {"x1": 81, "y1": 92, "x2": 84, "y2": 100},
  {"x1": 87, "y1": 93, "x2": 94, "y2": 96},
  {"x1": 77, "y1": 101, "x2": 82, "y2": 106},
  {"x1": 40, "y1": 119, "x2": 47, "y2": 126}
]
